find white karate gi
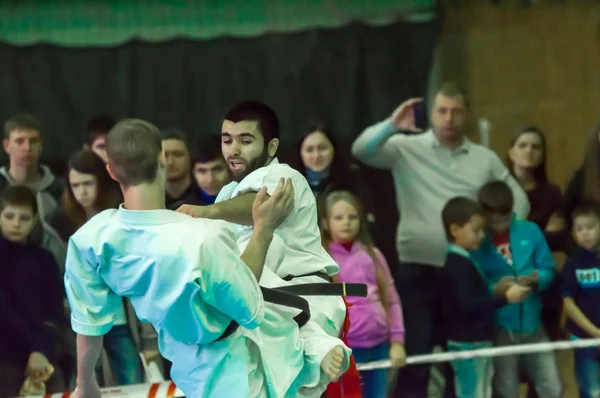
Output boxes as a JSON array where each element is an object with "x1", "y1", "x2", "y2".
[
  {"x1": 215, "y1": 159, "x2": 351, "y2": 396},
  {"x1": 216, "y1": 158, "x2": 347, "y2": 336},
  {"x1": 65, "y1": 207, "x2": 267, "y2": 398}
]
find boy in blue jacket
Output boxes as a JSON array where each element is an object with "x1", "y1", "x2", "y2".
[{"x1": 471, "y1": 181, "x2": 562, "y2": 398}]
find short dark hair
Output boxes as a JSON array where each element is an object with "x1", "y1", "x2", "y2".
[
  {"x1": 436, "y1": 81, "x2": 469, "y2": 107},
  {"x1": 0, "y1": 185, "x2": 38, "y2": 215},
  {"x1": 192, "y1": 134, "x2": 223, "y2": 165},
  {"x1": 442, "y1": 197, "x2": 484, "y2": 241},
  {"x1": 4, "y1": 113, "x2": 41, "y2": 139},
  {"x1": 572, "y1": 204, "x2": 600, "y2": 222},
  {"x1": 224, "y1": 101, "x2": 280, "y2": 142},
  {"x1": 478, "y1": 181, "x2": 514, "y2": 215},
  {"x1": 161, "y1": 129, "x2": 189, "y2": 148},
  {"x1": 86, "y1": 114, "x2": 116, "y2": 145},
  {"x1": 106, "y1": 119, "x2": 162, "y2": 186}
]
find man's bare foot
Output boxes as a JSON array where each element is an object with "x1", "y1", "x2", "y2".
[{"x1": 321, "y1": 346, "x2": 344, "y2": 381}]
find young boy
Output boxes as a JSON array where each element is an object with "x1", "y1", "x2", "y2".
[
  {"x1": 441, "y1": 196, "x2": 530, "y2": 398},
  {"x1": 470, "y1": 181, "x2": 562, "y2": 398},
  {"x1": 0, "y1": 185, "x2": 67, "y2": 396},
  {"x1": 561, "y1": 205, "x2": 600, "y2": 398}
]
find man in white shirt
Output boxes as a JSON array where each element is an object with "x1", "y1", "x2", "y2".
[
  {"x1": 65, "y1": 119, "x2": 336, "y2": 398},
  {"x1": 351, "y1": 82, "x2": 530, "y2": 398}
]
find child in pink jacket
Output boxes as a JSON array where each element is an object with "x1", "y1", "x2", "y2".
[{"x1": 320, "y1": 190, "x2": 405, "y2": 398}]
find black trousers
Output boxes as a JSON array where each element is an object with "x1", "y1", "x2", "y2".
[{"x1": 390, "y1": 263, "x2": 456, "y2": 398}]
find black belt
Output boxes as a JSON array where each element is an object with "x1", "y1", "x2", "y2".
[
  {"x1": 216, "y1": 286, "x2": 311, "y2": 341},
  {"x1": 283, "y1": 271, "x2": 332, "y2": 282},
  {"x1": 275, "y1": 283, "x2": 368, "y2": 298},
  {"x1": 215, "y1": 282, "x2": 368, "y2": 341}
]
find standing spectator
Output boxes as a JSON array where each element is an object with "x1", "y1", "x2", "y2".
[
  {"x1": 0, "y1": 186, "x2": 68, "y2": 396},
  {"x1": 508, "y1": 126, "x2": 565, "y2": 250},
  {"x1": 191, "y1": 134, "x2": 231, "y2": 205},
  {"x1": 49, "y1": 150, "x2": 145, "y2": 386},
  {"x1": 297, "y1": 125, "x2": 375, "y2": 223},
  {"x1": 441, "y1": 196, "x2": 530, "y2": 398},
  {"x1": 321, "y1": 190, "x2": 406, "y2": 397},
  {"x1": 0, "y1": 113, "x2": 66, "y2": 265},
  {"x1": 471, "y1": 181, "x2": 562, "y2": 398},
  {"x1": 561, "y1": 205, "x2": 600, "y2": 398},
  {"x1": 351, "y1": 82, "x2": 530, "y2": 398},
  {"x1": 83, "y1": 114, "x2": 116, "y2": 164},
  {"x1": 162, "y1": 130, "x2": 205, "y2": 210}
]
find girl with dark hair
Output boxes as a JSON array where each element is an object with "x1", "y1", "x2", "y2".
[
  {"x1": 297, "y1": 125, "x2": 376, "y2": 225},
  {"x1": 55, "y1": 150, "x2": 121, "y2": 238},
  {"x1": 49, "y1": 150, "x2": 145, "y2": 386},
  {"x1": 507, "y1": 126, "x2": 566, "y2": 249}
]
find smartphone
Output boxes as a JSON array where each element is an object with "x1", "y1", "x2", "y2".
[{"x1": 412, "y1": 101, "x2": 427, "y2": 131}]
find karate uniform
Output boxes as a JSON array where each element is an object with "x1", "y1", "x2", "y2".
[
  {"x1": 216, "y1": 159, "x2": 351, "y2": 396},
  {"x1": 216, "y1": 158, "x2": 347, "y2": 335},
  {"x1": 65, "y1": 207, "x2": 267, "y2": 398}
]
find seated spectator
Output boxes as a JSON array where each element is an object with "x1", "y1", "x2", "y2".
[
  {"x1": 83, "y1": 114, "x2": 116, "y2": 164},
  {"x1": 0, "y1": 185, "x2": 68, "y2": 396},
  {"x1": 190, "y1": 134, "x2": 231, "y2": 205},
  {"x1": 471, "y1": 181, "x2": 562, "y2": 398},
  {"x1": 162, "y1": 130, "x2": 205, "y2": 210},
  {"x1": 0, "y1": 113, "x2": 67, "y2": 265},
  {"x1": 48, "y1": 150, "x2": 145, "y2": 386}
]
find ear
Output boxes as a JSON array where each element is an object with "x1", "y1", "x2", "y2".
[
  {"x1": 159, "y1": 151, "x2": 166, "y2": 168},
  {"x1": 106, "y1": 163, "x2": 118, "y2": 182},
  {"x1": 267, "y1": 138, "x2": 279, "y2": 158},
  {"x1": 508, "y1": 147, "x2": 516, "y2": 163},
  {"x1": 3, "y1": 138, "x2": 9, "y2": 153},
  {"x1": 449, "y1": 223, "x2": 461, "y2": 240}
]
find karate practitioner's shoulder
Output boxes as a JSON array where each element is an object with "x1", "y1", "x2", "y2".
[
  {"x1": 70, "y1": 209, "x2": 118, "y2": 247},
  {"x1": 238, "y1": 161, "x2": 311, "y2": 197}
]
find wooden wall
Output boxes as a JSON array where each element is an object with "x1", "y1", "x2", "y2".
[{"x1": 437, "y1": 4, "x2": 600, "y2": 187}]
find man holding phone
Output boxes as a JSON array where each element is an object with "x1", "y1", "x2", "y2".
[{"x1": 351, "y1": 82, "x2": 530, "y2": 398}]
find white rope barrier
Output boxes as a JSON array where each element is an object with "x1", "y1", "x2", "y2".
[
  {"x1": 22, "y1": 381, "x2": 184, "y2": 398},
  {"x1": 355, "y1": 337, "x2": 600, "y2": 371}
]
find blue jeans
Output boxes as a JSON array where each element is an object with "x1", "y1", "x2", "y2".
[
  {"x1": 98, "y1": 325, "x2": 144, "y2": 385},
  {"x1": 447, "y1": 340, "x2": 493, "y2": 398},
  {"x1": 352, "y1": 342, "x2": 390, "y2": 398},
  {"x1": 574, "y1": 344, "x2": 600, "y2": 398}
]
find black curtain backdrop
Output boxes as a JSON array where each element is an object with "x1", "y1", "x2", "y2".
[{"x1": 0, "y1": 19, "x2": 440, "y2": 272}]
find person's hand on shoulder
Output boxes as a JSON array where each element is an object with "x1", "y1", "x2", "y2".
[{"x1": 252, "y1": 178, "x2": 294, "y2": 233}]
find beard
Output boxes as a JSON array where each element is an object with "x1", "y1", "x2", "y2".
[{"x1": 230, "y1": 148, "x2": 270, "y2": 182}]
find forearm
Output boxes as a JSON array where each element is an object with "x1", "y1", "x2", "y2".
[
  {"x1": 75, "y1": 334, "x2": 104, "y2": 387},
  {"x1": 564, "y1": 297, "x2": 599, "y2": 337},
  {"x1": 240, "y1": 226, "x2": 274, "y2": 280},
  {"x1": 351, "y1": 119, "x2": 396, "y2": 163},
  {"x1": 202, "y1": 193, "x2": 257, "y2": 226}
]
